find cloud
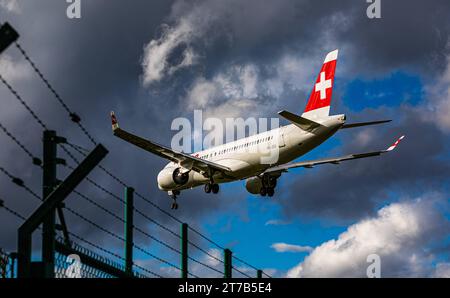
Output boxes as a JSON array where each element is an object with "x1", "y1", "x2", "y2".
[
  {"x1": 425, "y1": 53, "x2": 450, "y2": 133},
  {"x1": 271, "y1": 242, "x2": 313, "y2": 253},
  {"x1": 185, "y1": 64, "x2": 266, "y2": 119},
  {"x1": 0, "y1": 0, "x2": 20, "y2": 13},
  {"x1": 0, "y1": 55, "x2": 31, "y2": 82},
  {"x1": 264, "y1": 219, "x2": 290, "y2": 226},
  {"x1": 280, "y1": 47, "x2": 450, "y2": 221},
  {"x1": 286, "y1": 197, "x2": 449, "y2": 277},
  {"x1": 184, "y1": 54, "x2": 315, "y2": 121},
  {"x1": 1, "y1": 0, "x2": 450, "y2": 278},
  {"x1": 433, "y1": 262, "x2": 450, "y2": 278},
  {"x1": 141, "y1": 19, "x2": 199, "y2": 85}
]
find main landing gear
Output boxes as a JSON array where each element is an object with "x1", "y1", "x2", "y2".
[
  {"x1": 204, "y1": 183, "x2": 219, "y2": 194},
  {"x1": 260, "y1": 176, "x2": 277, "y2": 197},
  {"x1": 168, "y1": 190, "x2": 180, "y2": 210}
]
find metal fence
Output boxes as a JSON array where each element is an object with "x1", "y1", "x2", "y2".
[
  {"x1": 0, "y1": 22, "x2": 271, "y2": 279},
  {"x1": 0, "y1": 249, "x2": 16, "y2": 278}
]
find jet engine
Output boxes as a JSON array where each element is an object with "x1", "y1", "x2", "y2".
[
  {"x1": 157, "y1": 167, "x2": 190, "y2": 190},
  {"x1": 245, "y1": 177, "x2": 263, "y2": 194},
  {"x1": 172, "y1": 167, "x2": 189, "y2": 185}
]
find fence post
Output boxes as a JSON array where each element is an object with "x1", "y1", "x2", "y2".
[
  {"x1": 0, "y1": 22, "x2": 19, "y2": 54},
  {"x1": 257, "y1": 269, "x2": 262, "y2": 278},
  {"x1": 17, "y1": 144, "x2": 108, "y2": 278},
  {"x1": 124, "y1": 187, "x2": 134, "y2": 276},
  {"x1": 181, "y1": 223, "x2": 188, "y2": 278},
  {"x1": 224, "y1": 249, "x2": 232, "y2": 278},
  {"x1": 42, "y1": 130, "x2": 58, "y2": 277},
  {"x1": 10, "y1": 252, "x2": 17, "y2": 278}
]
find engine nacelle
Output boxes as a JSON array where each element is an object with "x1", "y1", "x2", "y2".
[
  {"x1": 157, "y1": 167, "x2": 190, "y2": 190},
  {"x1": 172, "y1": 167, "x2": 189, "y2": 185},
  {"x1": 245, "y1": 177, "x2": 263, "y2": 194}
]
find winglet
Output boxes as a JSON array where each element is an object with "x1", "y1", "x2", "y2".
[
  {"x1": 111, "y1": 111, "x2": 119, "y2": 132},
  {"x1": 386, "y1": 135, "x2": 405, "y2": 152}
]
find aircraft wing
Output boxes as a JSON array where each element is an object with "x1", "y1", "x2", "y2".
[
  {"x1": 264, "y1": 135, "x2": 405, "y2": 174},
  {"x1": 110, "y1": 112, "x2": 232, "y2": 176}
]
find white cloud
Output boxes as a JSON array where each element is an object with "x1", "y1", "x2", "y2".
[
  {"x1": 286, "y1": 198, "x2": 447, "y2": 277},
  {"x1": 433, "y1": 262, "x2": 450, "y2": 278},
  {"x1": 271, "y1": 242, "x2": 313, "y2": 253},
  {"x1": 0, "y1": 0, "x2": 20, "y2": 13},
  {"x1": 185, "y1": 55, "x2": 313, "y2": 119},
  {"x1": 0, "y1": 55, "x2": 31, "y2": 82},
  {"x1": 141, "y1": 2, "x2": 221, "y2": 85},
  {"x1": 265, "y1": 219, "x2": 290, "y2": 226},
  {"x1": 185, "y1": 64, "x2": 266, "y2": 119},
  {"x1": 425, "y1": 52, "x2": 450, "y2": 133},
  {"x1": 141, "y1": 20, "x2": 198, "y2": 85}
]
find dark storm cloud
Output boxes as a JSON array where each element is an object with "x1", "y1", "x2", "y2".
[
  {"x1": 0, "y1": 0, "x2": 450, "y2": 267},
  {"x1": 279, "y1": 106, "x2": 450, "y2": 221},
  {"x1": 0, "y1": 0, "x2": 245, "y2": 255}
]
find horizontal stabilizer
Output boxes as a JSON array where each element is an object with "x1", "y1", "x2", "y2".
[
  {"x1": 278, "y1": 110, "x2": 322, "y2": 132},
  {"x1": 341, "y1": 120, "x2": 391, "y2": 129}
]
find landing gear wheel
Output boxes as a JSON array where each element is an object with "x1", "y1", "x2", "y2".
[
  {"x1": 260, "y1": 187, "x2": 267, "y2": 197},
  {"x1": 211, "y1": 183, "x2": 219, "y2": 194},
  {"x1": 168, "y1": 191, "x2": 179, "y2": 209},
  {"x1": 267, "y1": 187, "x2": 274, "y2": 197},
  {"x1": 268, "y1": 178, "x2": 277, "y2": 188},
  {"x1": 204, "y1": 184, "x2": 212, "y2": 193}
]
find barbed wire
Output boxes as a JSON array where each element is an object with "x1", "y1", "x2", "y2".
[
  {"x1": 70, "y1": 189, "x2": 227, "y2": 277},
  {"x1": 0, "y1": 165, "x2": 42, "y2": 202},
  {"x1": 232, "y1": 255, "x2": 271, "y2": 278},
  {"x1": 60, "y1": 144, "x2": 185, "y2": 240},
  {"x1": 64, "y1": 232, "x2": 164, "y2": 278},
  {"x1": 187, "y1": 241, "x2": 224, "y2": 265},
  {"x1": 62, "y1": 202, "x2": 186, "y2": 275},
  {"x1": 1, "y1": 143, "x2": 265, "y2": 279},
  {"x1": 62, "y1": 141, "x2": 263, "y2": 275},
  {"x1": 0, "y1": 199, "x2": 164, "y2": 278},
  {"x1": 0, "y1": 200, "x2": 26, "y2": 221},
  {"x1": 71, "y1": 189, "x2": 186, "y2": 262},
  {"x1": 1, "y1": 42, "x2": 266, "y2": 278},
  {"x1": 188, "y1": 256, "x2": 223, "y2": 276},
  {"x1": 0, "y1": 74, "x2": 47, "y2": 130},
  {"x1": 0, "y1": 166, "x2": 178, "y2": 277},
  {"x1": 188, "y1": 225, "x2": 225, "y2": 250},
  {"x1": 72, "y1": 189, "x2": 125, "y2": 222},
  {"x1": 15, "y1": 42, "x2": 97, "y2": 145},
  {"x1": 232, "y1": 266, "x2": 252, "y2": 278},
  {"x1": 55, "y1": 150, "x2": 268, "y2": 278},
  {"x1": 0, "y1": 121, "x2": 42, "y2": 166}
]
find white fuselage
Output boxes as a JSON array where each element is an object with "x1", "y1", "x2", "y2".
[{"x1": 157, "y1": 114, "x2": 346, "y2": 191}]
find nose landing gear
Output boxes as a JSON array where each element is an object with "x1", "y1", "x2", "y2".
[{"x1": 168, "y1": 190, "x2": 180, "y2": 209}]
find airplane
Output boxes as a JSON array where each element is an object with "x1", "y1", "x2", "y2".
[{"x1": 110, "y1": 49, "x2": 404, "y2": 210}]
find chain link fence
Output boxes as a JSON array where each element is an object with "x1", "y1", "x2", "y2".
[
  {"x1": 0, "y1": 249, "x2": 16, "y2": 278},
  {"x1": 54, "y1": 252, "x2": 116, "y2": 278},
  {"x1": 53, "y1": 239, "x2": 148, "y2": 278}
]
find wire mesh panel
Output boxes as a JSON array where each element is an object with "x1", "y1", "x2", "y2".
[
  {"x1": 53, "y1": 239, "x2": 151, "y2": 278},
  {"x1": 0, "y1": 249, "x2": 15, "y2": 278},
  {"x1": 54, "y1": 252, "x2": 116, "y2": 278}
]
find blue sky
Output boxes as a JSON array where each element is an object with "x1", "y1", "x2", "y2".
[{"x1": 193, "y1": 70, "x2": 445, "y2": 276}]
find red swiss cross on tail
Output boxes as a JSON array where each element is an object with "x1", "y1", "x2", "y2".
[{"x1": 303, "y1": 49, "x2": 338, "y2": 120}]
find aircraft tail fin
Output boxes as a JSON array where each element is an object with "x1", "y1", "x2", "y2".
[{"x1": 302, "y1": 49, "x2": 338, "y2": 120}]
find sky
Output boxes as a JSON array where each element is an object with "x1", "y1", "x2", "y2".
[{"x1": 0, "y1": 0, "x2": 450, "y2": 278}]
